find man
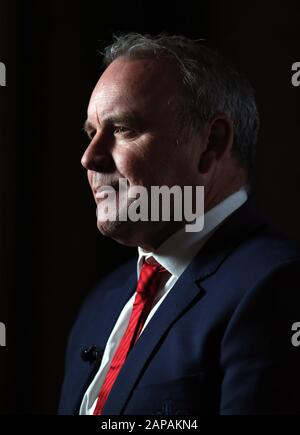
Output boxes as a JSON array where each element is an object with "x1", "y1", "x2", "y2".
[{"x1": 58, "y1": 33, "x2": 300, "y2": 415}]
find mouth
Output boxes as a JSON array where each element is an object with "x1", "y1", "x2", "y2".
[{"x1": 94, "y1": 180, "x2": 123, "y2": 203}]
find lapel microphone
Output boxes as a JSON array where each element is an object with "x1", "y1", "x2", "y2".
[{"x1": 81, "y1": 345, "x2": 104, "y2": 364}]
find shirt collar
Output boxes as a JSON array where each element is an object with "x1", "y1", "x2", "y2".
[{"x1": 137, "y1": 187, "x2": 248, "y2": 279}]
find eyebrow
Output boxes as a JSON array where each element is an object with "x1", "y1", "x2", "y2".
[
  {"x1": 83, "y1": 114, "x2": 141, "y2": 135},
  {"x1": 83, "y1": 120, "x2": 95, "y2": 135}
]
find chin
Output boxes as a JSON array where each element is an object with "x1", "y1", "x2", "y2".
[
  {"x1": 96, "y1": 219, "x2": 138, "y2": 247},
  {"x1": 96, "y1": 218, "x2": 172, "y2": 250},
  {"x1": 97, "y1": 219, "x2": 122, "y2": 237}
]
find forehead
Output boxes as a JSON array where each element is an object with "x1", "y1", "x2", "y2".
[{"x1": 87, "y1": 56, "x2": 182, "y2": 123}]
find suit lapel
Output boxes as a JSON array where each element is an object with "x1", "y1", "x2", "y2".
[{"x1": 102, "y1": 269, "x2": 203, "y2": 415}]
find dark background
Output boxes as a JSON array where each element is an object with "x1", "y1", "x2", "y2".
[{"x1": 0, "y1": 0, "x2": 299, "y2": 414}]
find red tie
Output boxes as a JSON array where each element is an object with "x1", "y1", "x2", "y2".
[{"x1": 93, "y1": 260, "x2": 168, "y2": 415}]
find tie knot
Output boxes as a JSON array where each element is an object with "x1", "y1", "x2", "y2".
[{"x1": 137, "y1": 260, "x2": 168, "y2": 298}]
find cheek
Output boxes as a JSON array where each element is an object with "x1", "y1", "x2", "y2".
[
  {"x1": 113, "y1": 133, "x2": 173, "y2": 186},
  {"x1": 114, "y1": 148, "x2": 153, "y2": 184}
]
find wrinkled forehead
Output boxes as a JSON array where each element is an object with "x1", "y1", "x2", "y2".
[{"x1": 87, "y1": 56, "x2": 182, "y2": 122}]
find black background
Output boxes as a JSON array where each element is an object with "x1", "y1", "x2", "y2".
[{"x1": 0, "y1": 0, "x2": 299, "y2": 414}]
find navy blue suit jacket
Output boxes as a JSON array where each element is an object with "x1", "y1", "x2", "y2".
[{"x1": 58, "y1": 197, "x2": 300, "y2": 415}]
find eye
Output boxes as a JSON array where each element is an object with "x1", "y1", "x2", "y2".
[{"x1": 113, "y1": 126, "x2": 134, "y2": 135}]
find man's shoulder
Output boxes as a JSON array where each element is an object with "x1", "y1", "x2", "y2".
[
  {"x1": 82, "y1": 256, "x2": 137, "y2": 309},
  {"x1": 232, "y1": 222, "x2": 300, "y2": 268},
  {"x1": 95, "y1": 256, "x2": 137, "y2": 291},
  {"x1": 205, "y1": 194, "x2": 300, "y2": 275},
  {"x1": 229, "y1": 223, "x2": 300, "y2": 292},
  {"x1": 65, "y1": 256, "x2": 137, "y2": 355},
  {"x1": 193, "y1": 196, "x2": 300, "y2": 308}
]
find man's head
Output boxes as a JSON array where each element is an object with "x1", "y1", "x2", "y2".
[{"x1": 81, "y1": 33, "x2": 259, "y2": 249}]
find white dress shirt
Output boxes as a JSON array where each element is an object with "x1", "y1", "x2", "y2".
[{"x1": 79, "y1": 187, "x2": 248, "y2": 414}]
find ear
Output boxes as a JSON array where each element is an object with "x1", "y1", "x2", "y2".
[{"x1": 199, "y1": 113, "x2": 234, "y2": 174}]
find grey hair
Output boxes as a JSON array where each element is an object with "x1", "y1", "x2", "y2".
[{"x1": 102, "y1": 33, "x2": 260, "y2": 180}]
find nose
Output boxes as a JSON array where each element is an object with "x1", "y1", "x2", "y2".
[{"x1": 81, "y1": 135, "x2": 115, "y2": 173}]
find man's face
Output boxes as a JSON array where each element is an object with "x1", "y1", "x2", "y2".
[{"x1": 82, "y1": 56, "x2": 205, "y2": 248}]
